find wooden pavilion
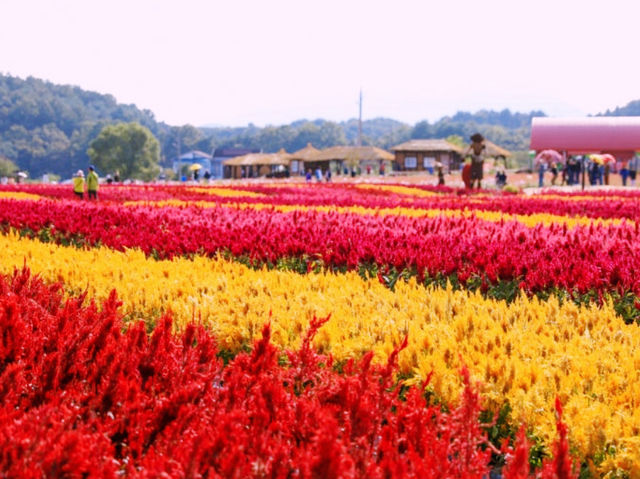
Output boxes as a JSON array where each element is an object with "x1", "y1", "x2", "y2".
[
  {"x1": 391, "y1": 139, "x2": 464, "y2": 173},
  {"x1": 289, "y1": 143, "x2": 321, "y2": 176},
  {"x1": 310, "y1": 146, "x2": 394, "y2": 175},
  {"x1": 223, "y1": 149, "x2": 292, "y2": 179}
]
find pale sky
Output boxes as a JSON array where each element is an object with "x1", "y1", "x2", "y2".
[{"x1": 2, "y1": 0, "x2": 639, "y2": 127}]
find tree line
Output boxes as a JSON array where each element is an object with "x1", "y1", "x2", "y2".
[{"x1": 1, "y1": 73, "x2": 629, "y2": 179}]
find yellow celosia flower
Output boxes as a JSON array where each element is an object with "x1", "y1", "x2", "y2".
[
  {"x1": 0, "y1": 191, "x2": 41, "y2": 201},
  {"x1": 353, "y1": 184, "x2": 438, "y2": 198},
  {"x1": 186, "y1": 187, "x2": 266, "y2": 198},
  {"x1": 1, "y1": 231, "x2": 639, "y2": 472}
]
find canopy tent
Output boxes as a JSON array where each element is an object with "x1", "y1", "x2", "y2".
[
  {"x1": 530, "y1": 117, "x2": 640, "y2": 189},
  {"x1": 530, "y1": 117, "x2": 640, "y2": 159}
]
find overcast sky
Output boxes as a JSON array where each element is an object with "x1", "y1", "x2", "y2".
[{"x1": 2, "y1": 0, "x2": 638, "y2": 127}]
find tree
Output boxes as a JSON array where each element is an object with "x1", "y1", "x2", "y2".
[
  {"x1": 0, "y1": 73, "x2": 169, "y2": 177},
  {"x1": 87, "y1": 122, "x2": 160, "y2": 181},
  {"x1": 445, "y1": 134, "x2": 465, "y2": 148},
  {"x1": 411, "y1": 121, "x2": 432, "y2": 139},
  {"x1": 0, "y1": 156, "x2": 18, "y2": 177}
]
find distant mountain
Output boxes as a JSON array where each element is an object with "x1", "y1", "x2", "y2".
[
  {"x1": 197, "y1": 109, "x2": 546, "y2": 154},
  {"x1": 4, "y1": 73, "x2": 635, "y2": 177},
  {"x1": 599, "y1": 100, "x2": 640, "y2": 117},
  {"x1": 0, "y1": 74, "x2": 172, "y2": 177}
]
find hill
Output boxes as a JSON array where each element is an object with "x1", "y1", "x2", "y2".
[
  {"x1": 197, "y1": 111, "x2": 540, "y2": 156},
  {"x1": 7, "y1": 73, "x2": 638, "y2": 177},
  {"x1": 599, "y1": 100, "x2": 640, "y2": 117},
  {"x1": 0, "y1": 74, "x2": 174, "y2": 177}
]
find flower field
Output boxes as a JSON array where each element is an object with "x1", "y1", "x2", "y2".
[{"x1": 1, "y1": 182, "x2": 639, "y2": 477}]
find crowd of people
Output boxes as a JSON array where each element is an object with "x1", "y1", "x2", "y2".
[{"x1": 537, "y1": 155, "x2": 640, "y2": 187}]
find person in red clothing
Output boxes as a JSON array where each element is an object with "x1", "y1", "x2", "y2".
[{"x1": 462, "y1": 159, "x2": 472, "y2": 189}]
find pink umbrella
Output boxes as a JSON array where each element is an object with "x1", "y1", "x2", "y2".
[
  {"x1": 535, "y1": 149, "x2": 564, "y2": 166},
  {"x1": 600, "y1": 154, "x2": 616, "y2": 165}
]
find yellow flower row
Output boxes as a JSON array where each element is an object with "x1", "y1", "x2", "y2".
[
  {"x1": 353, "y1": 183, "x2": 438, "y2": 197},
  {"x1": 1, "y1": 231, "x2": 638, "y2": 470},
  {"x1": 122, "y1": 199, "x2": 626, "y2": 229},
  {"x1": 186, "y1": 187, "x2": 266, "y2": 198},
  {"x1": 0, "y1": 191, "x2": 41, "y2": 201}
]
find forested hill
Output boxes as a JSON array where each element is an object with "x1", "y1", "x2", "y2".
[
  {"x1": 599, "y1": 100, "x2": 640, "y2": 117},
  {"x1": 5, "y1": 73, "x2": 633, "y2": 178},
  {"x1": 198, "y1": 110, "x2": 543, "y2": 156}
]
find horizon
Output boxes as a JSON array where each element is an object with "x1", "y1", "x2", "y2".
[
  {"x1": 3, "y1": 71, "x2": 561, "y2": 130},
  {"x1": 2, "y1": 0, "x2": 639, "y2": 127}
]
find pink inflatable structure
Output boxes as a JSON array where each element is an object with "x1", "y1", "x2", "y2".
[{"x1": 530, "y1": 117, "x2": 640, "y2": 159}]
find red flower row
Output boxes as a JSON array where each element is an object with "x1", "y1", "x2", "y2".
[
  {"x1": 4, "y1": 183, "x2": 640, "y2": 220},
  {"x1": 2, "y1": 197, "x2": 640, "y2": 296}
]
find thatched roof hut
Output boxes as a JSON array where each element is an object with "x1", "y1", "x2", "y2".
[
  {"x1": 290, "y1": 143, "x2": 321, "y2": 161},
  {"x1": 313, "y1": 146, "x2": 394, "y2": 162},
  {"x1": 287, "y1": 143, "x2": 321, "y2": 175},
  {"x1": 390, "y1": 139, "x2": 463, "y2": 173},
  {"x1": 390, "y1": 139, "x2": 464, "y2": 155},
  {"x1": 223, "y1": 148, "x2": 292, "y2": 167},
  {"x1": 481, "y1": 140, "x2": 511, "y2": 158},
  {"x1": 223, "y1": 149, "x2": 291, "y2": 179}
]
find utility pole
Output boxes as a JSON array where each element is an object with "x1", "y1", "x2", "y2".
[{"x1": 357, "y1": 89, "x2": 363, "y2": 147}]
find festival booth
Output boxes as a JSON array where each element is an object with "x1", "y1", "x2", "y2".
[
  {"x1": 530, "y1": 117, "x2": 640, "y2": 159},
  {"x1": 530, "y1": 117, "x2": 640, "y2": 188}
]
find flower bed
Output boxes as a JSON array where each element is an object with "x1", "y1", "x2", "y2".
[
  {"x1": 0, "y1": 269, "x2": 575, "y2": 477},
  {"x1": 1, "y1": 182, "x2": 638, "y2": 475}
]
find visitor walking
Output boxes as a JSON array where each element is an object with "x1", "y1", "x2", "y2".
[
  {"x1": 537, "y1": 162, "x2": 546, "y2": 187},
  {"x1": 435, "y1": 161, "x2": 445, "y2": 186},
  {"x1": 87, "y1": 165, "x2": 99, "y2": 200},
  {"x1": 619, "y1": 159, "x2": 630, "y2": 186},
  {"x1": 550, "y1": 162, "x2": 558, "y2": 186},
  {"x1": 629, "y1": 154, "x2": 638, "y2": 186},
  {"x1": 495, "y1": 168, "x2": 507, "y2": 188},
  {"x1": 73, "y1": 170, "x2": 84, "y2": 199}
]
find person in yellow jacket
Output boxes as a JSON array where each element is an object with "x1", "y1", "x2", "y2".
[
  {"x1": 72, "y1": 170, "x2": 84, "y2": 199},
  {"x1": 86, "y1": 165, "x2": 99, "y2": 200}
]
